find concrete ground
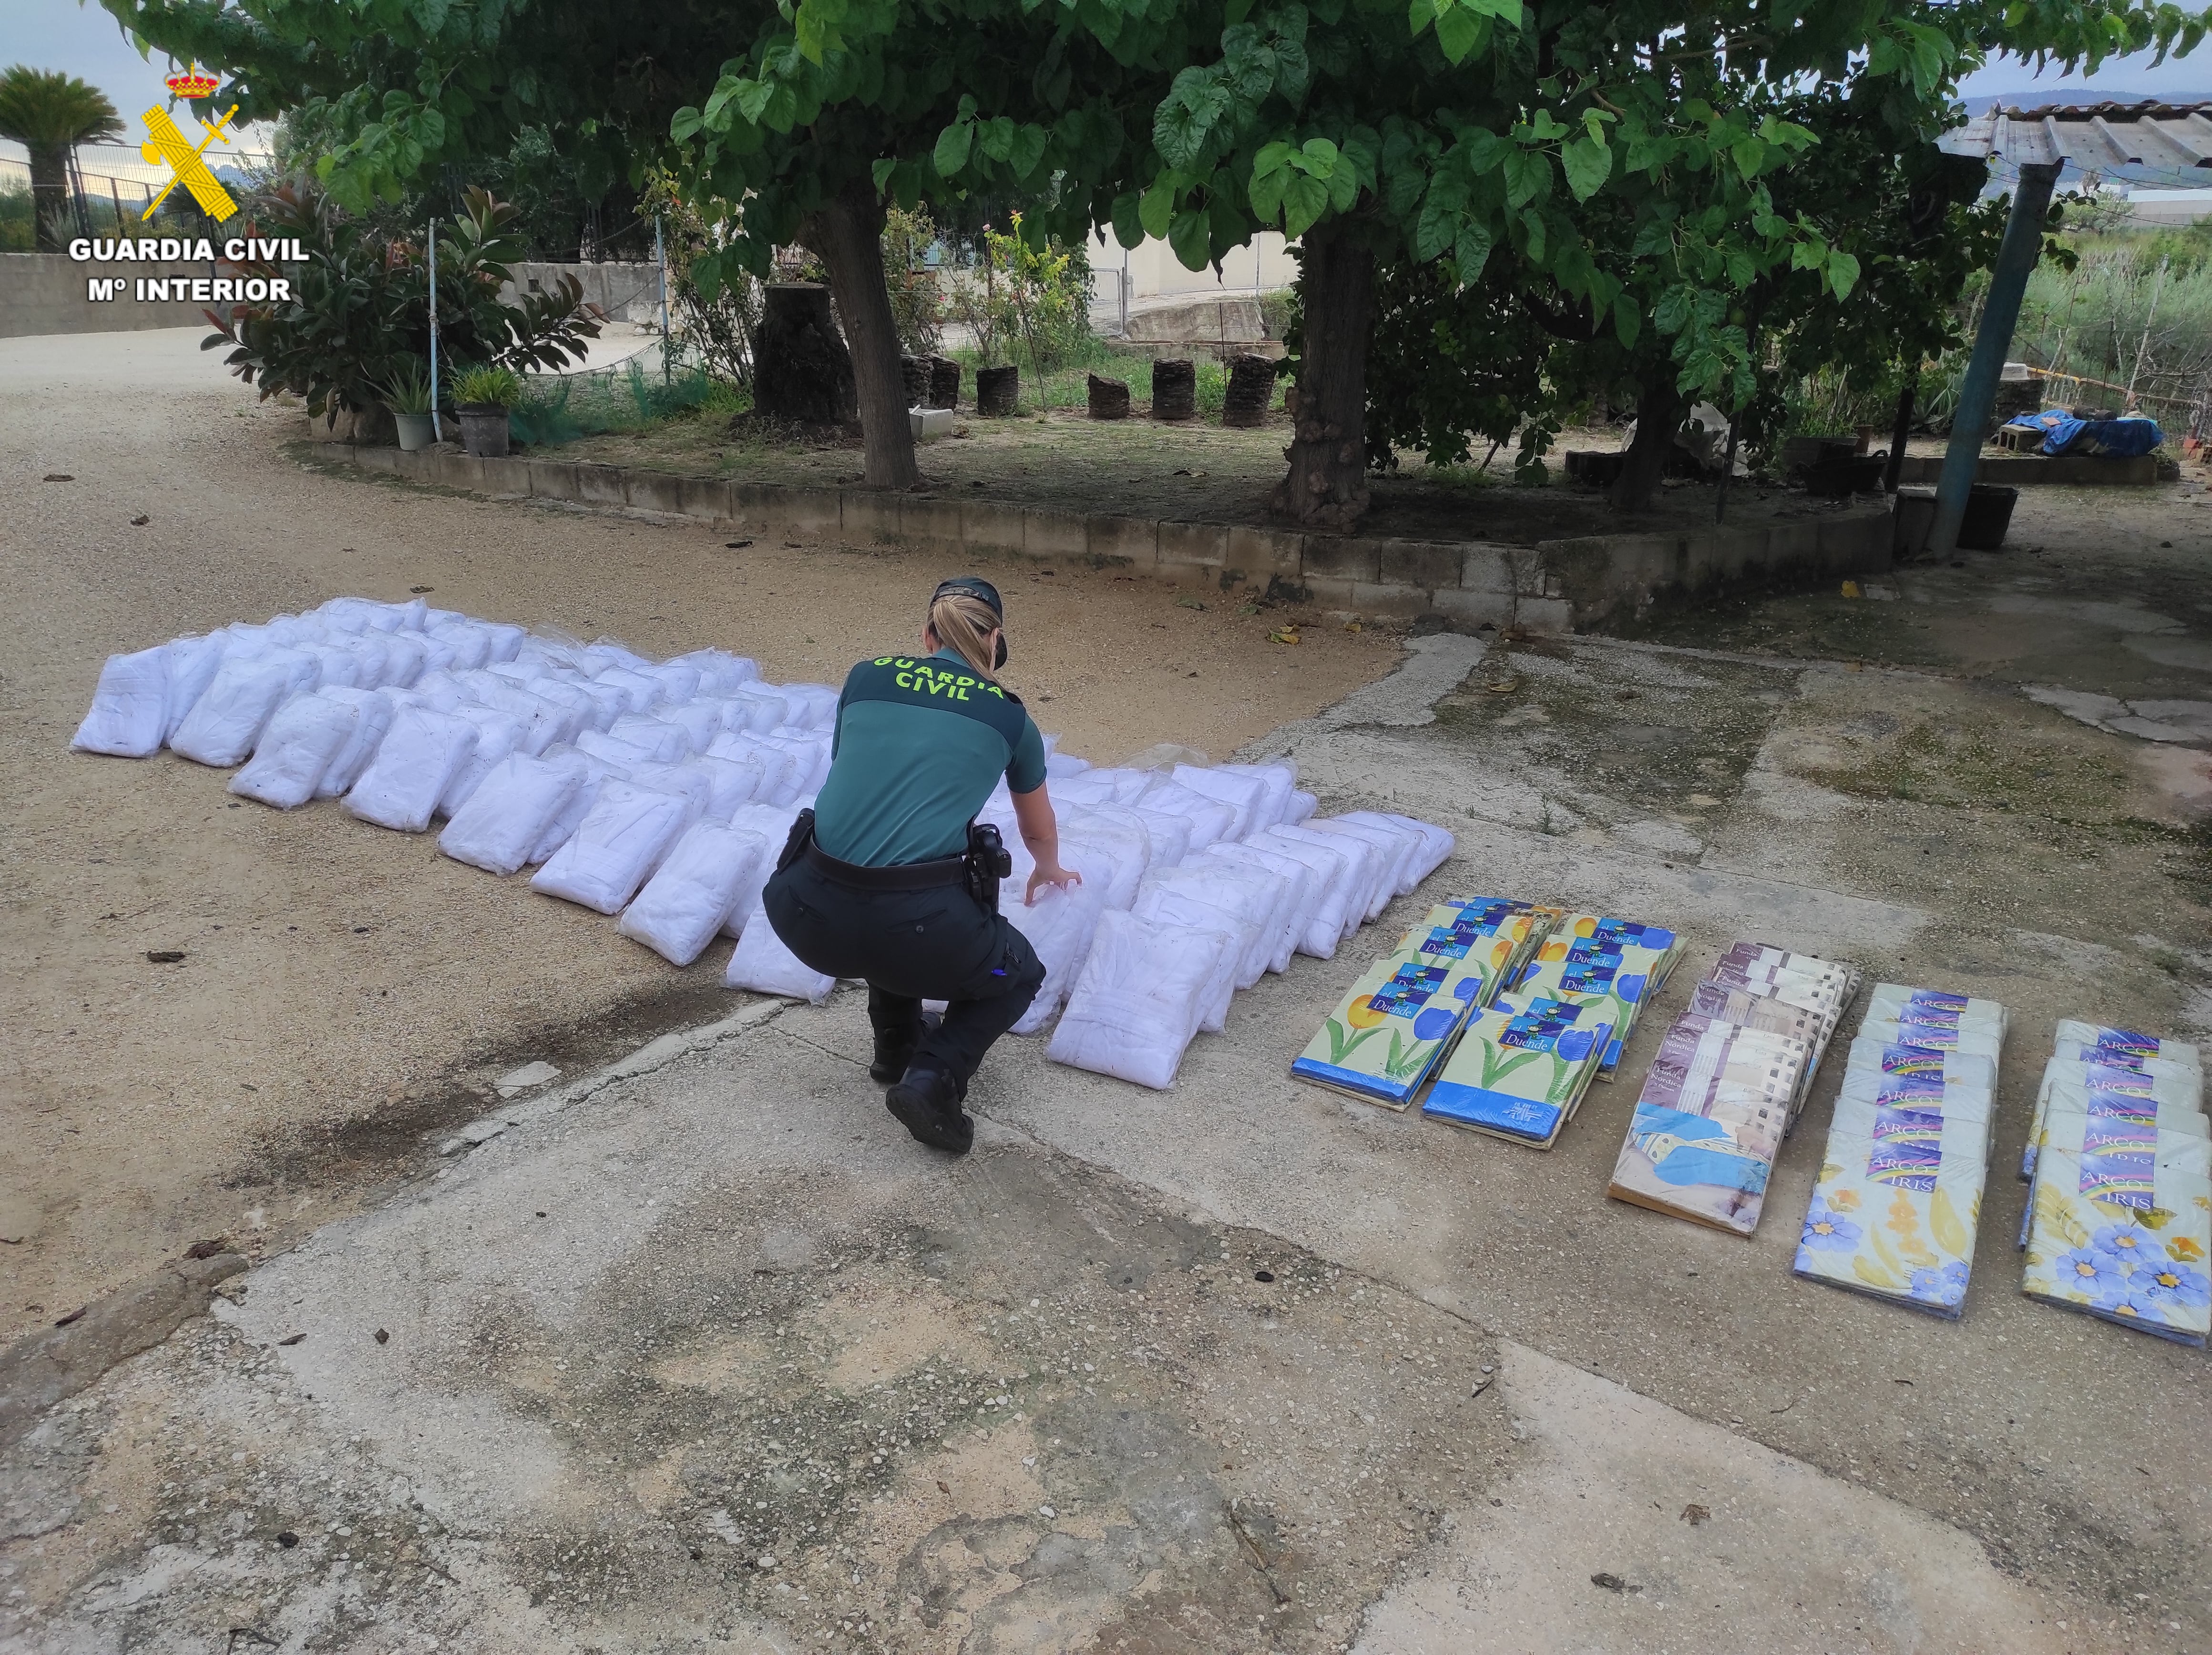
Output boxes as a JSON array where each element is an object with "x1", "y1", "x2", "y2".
[{"x1": 4, "y1": 327, "x2": 2211, "y2": 1653}]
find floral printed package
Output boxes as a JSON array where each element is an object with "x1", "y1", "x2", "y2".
[
  {"x1": 2021, "y1": 1111, "x2": 2212, "y2": 1347},
  {"x1": 1422, "y1": 994, "x2": 1614, "y2": 1148},
  {"x1": 1794, "y1": 1130, "x2": 1988, "y2": 1318},
  {"x1": 2021, "y1": 1024, "x2": 2205, "y2": 1180},
  {"x1": 1290, "y1": 949, "x2": 1491, "y2": 1109},
  {"x1": 1391, "y1": 897, "x2": 1548, "y2": 1015},
  {"x1": 1606, "y1": 1013, "x2": 1810, "y2": 1235},
  {"x1": 1509, "y1": 914, "x2": 1682, "y2": 1080}
]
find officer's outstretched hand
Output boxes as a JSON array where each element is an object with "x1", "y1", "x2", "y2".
[{"x1": 1025, "y1": 861, "x2": 1083, "y2": 905}]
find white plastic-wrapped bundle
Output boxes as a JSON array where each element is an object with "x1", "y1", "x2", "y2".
[
  {"x1": 563, "y1": 677, "x2": 626, "y2": 730},
  {"x1": 712, "y1": 732, "x2": 804, "y2": 805},
  {"x1": 1129, "y1": 885, "x2": 1248, "y2": 1031},
  {"x1": 1269, "y1": 821, "x2": 1381, "y2": 935},
  {"x1": 403, "y1": 670, "x2": 467, "y2": 714},
  {"x1": 625, "y1": 760, "x2": 714, "y2": 817},
  {"x1": 1218, "y1": 762, "x2": 1297, "y2": 830},
  {"x1": 1046, "y1": 910, "x2": 1230, "y2": 1089},
  {"x1": 161, "y1": 635, "x2": 227, "y2": 740},
  {"x1": 611, "y1": 714, "x2": 691, "y2": 762},
  {"x1": 1128, "y1": 807, "x2": 1193, "y2": 871},
  {"x1": 313, "y1": 687, "x2": 396, "y2": 798},
  {"x1": 669, "y1": 648, "x2": 759, "y2": 695},
  {"x1": 439, "y1": 752, "x2": 586, "y2": 876},
  {"x1": 682, "y1": 753, "x2": 763, "y2": 815},
  {"x1": 619, "y1": 821, "x2": 768, "y2": 965},
  {"x1": 723, "y1": 910, "x2": 835, "y2": 1002},
  {"x1": 726, "y1": 686, "x2": 788, "y2": 735},
  {"x1": 1201, "y1": 841, "x2": 1315, "y2": 974},
  {"x1": 439, "y1": 705, "x2": 527, "y2": 817},
  {"x1": 424, "y1": 619, "x2": 491, "y2": 668},
  {"x1": 525, "y1": 762, "x2": 606, "y2": 865},
  {"x1": 577, "y1": 728, "x2": 659, "y2": 769},
  {"x1": 1139, "y1": 862, "x2": 1281, "y2": 990},
  {"x1": 1050, "y1": 775, "x2": 1121, "y2": 810},
  {"x1": 170, "y1": 650, "x2": 312, "y2": 766},
  {"x1": 777, "y1": 684, "x2": 841, "y2": 728},
  {"x1": 594, "y1": 666, "x2": 666, "y2": 714},
  {"x1": 662, "y1": 699, "x2": 725, "y2": 752},
  {"x1": 1303, "y1": 818, "x2": 1414, "y2": 917},
  {"x1": 1008, "y1": 879, "x2": 1107, "y2": 1035},
  {"x1": 762, "y1": 730, "x2": 832, "y2": 792},
  {"x1": 338, "y1": 635, "x2": 393, "y2": 690},
  {"x1": 645, "y1": 661, "x2": 702, "y2": 705},
  {"x1": 1339, "y1": 810, "x2": 1454, "y2": 889},
  {"x1": 722, "y1": 801, "x2": 803, "y2": 935},
  {"x1": 1284, "y1": 789, "x2": 1319, "y2": 825},
  {"x1": 72, "y1": 644, "x2": 171, "y2": 756},
  {"x1": 530, "y1": 778, "x2": 698, "y2": 913},
  {"x1": 345, "y1": 704, "x2": 479, "y2": 831},
  {"x1": 1044, "y1": 752, "x2": 1091, "y2": 780},
  {"x1": 1137, "y1": 776, "x2": 1237, "y2": 848},
  {"x1": 1249, "y1": 827, "x2": 1352, "y2": 957},
  {"x1": 379, "y1": 631, "x2": 430, "y2": 688},
  {"x1": 1055, "y1": 829, "x2": 1140, "y2": 912},
  {"x1": 228, "y1": 693, "x2": 362, "y2": 808},
  {"x1": 464, "y1": 673, "x2": 577, "y2": 755},
  {"x1": 302, "y1": 641, "x2": 363, "y2": 689},
  {"x1": 1171, "y1": 764, "x2": 1268, "y2": 839},
  {"x1": 480, "y1": 622, "x2": 526, "y2": 663}
]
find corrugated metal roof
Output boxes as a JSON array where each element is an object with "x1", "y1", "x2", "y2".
[{"x1": 1938, "y1": 102, "x2": 2212, "y2": 171}]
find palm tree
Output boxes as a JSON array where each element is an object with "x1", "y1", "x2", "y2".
[{"x1": 0, "y1": 67, "x2": 124, "y2": 251}]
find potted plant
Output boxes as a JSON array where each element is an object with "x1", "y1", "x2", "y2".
[
  {"x1": 379, "y1": 359, "x2": 437, "y2": 451},
  {"x1": 448, "y1": 363, "x2": 523, "y2": 456}
]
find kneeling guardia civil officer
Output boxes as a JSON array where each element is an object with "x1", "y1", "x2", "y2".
[{"x1": 761, "y1": 578, "x2": 1080, "y2": 1154}]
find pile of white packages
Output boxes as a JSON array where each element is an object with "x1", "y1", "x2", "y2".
[{"x1": 72, "y1": 595, "x2": 1456, "y2": 1091}]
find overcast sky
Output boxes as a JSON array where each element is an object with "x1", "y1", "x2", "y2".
[{"x1": 4, "y1": 0, "x2": 2208, "y2": 138}]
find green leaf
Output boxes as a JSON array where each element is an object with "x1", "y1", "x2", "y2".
[
  {"x1": 1007, "y1": 122, "x2": 1048, "y2": 182},
  {"x1": 670, "y1": 106, "x2": 704, "y2": 143},
  {"x1": 1408, "y1": 0, "x2": 1436, "y2": 35},
  {"x1": 870, "y1": 156, "x2": 897, "y2": 192},
  {"x1": 1560, "y1": 133, "x2": 1611, "y2": 201},
  {"x1": 1111, "y1": 192, "x2": 1146, "y2": 249},
  {"x1": 734, "y1": 78, "x2": 775, "y2": 124},
  {"x1": 1168, "y1": 206, "x2": 1212, "y2": 271},
  {"x1": 932, "y1": 117, "x2": 973, "y2": 177},
  {"x1": 1452, "y1": 221, "x2": 1493, "y2": 285},
  {"x1": 1731, "y1": 136, "x2": 1765, "y2": 179},
  {"x1": 1280, "y1": 172, "x2": 1329, "y2": 237},
  {"x1": 978, "y1": 115, "x2": 1015, "y2": 163},
  {"x1": 1466, "y1": 0, "x2": 1521, "y2": 21},
  {"x1": 1434, "y1": 0, "x2": 1485, "y2": 62},
  {"x1": 1502, "y1": 147, "x2": 1546, "y2": 208},
  {"x1": 1139, "y1": 178, "x2": 1178, "y2": 240},
  {"x1": 1826, "y1": 249, "x2": 1862, "y2": 299},
  {"x1": 1612, "y1": 294, "x2": 1641, "y2": 348},
  {"x1": 1249, "y1": 158, "x2": 1289, "y2": 223},
  {"x1": 1414, "y1": 173, "x2": 1466, "y2": 261}
]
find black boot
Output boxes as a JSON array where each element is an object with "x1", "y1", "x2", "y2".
[
  {"x1": 884, "y1": 1064, "x2": 973, "y2": 1155},
  {"x1": 869, "y1": 1009, "x2": 942, "y2": 1084}
]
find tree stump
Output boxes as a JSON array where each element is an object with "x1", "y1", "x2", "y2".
[
  {"x1": 1087, "y1": 375, "x2": 1131, "y2": 420},
  {"x1": 1151, "y1": 358, "x2": 1196, "y2": 421},
  {"x1": 975, "y1": 364, "x2": 1020, "y2": 417},
  {"x1": 1222, "y1": 354, "x2": 1275, "y2": 427},
  {"x1": 927, "y1": 355, "x2": 961, "y2": 409},
  {"x1": 900, "y1": 354, "x2": 930, "y2": 408},
  {"x1": 751, "y1": 285, "x2": 858, "y2": 424}
]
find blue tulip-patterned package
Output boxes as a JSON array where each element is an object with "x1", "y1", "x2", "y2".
[
  {"x1": 1291, "y1": 949, "x2": 1490, "y2": 1109},
  {"x1": 1421, "y1": 994, "x2": 1615, "y2": 1148},
  {"x1": 1510, "y1": 912, "x2": 1681, "y2": 1080}
]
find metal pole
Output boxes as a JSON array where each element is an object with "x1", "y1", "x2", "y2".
[
  {"x1": 655, "y1": 214, "x2": 671, "y2": 383},
  {"x1": 428, "y1": 217, "x2": 441, "y2": 443},
  {"x1": 1928, "y1": 160, "x2": 2060, "y2": 555}
]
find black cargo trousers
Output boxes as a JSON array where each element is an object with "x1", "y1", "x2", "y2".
[{"x1": 762, "y1": 855, "x2": 1045, "y2": 1089}]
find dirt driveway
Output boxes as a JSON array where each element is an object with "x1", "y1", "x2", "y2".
[{"x1": 0, "y1": 327, "x2": 1394, "y2": 1346}]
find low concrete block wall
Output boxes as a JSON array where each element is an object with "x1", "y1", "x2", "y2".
[
  {"x1": 1893, "y1": 453, "x2": 2159, "y2": 486},
  {"x1": 327, "y1": 443, "x2": 1889, "y2": 634},
  {"x1": 1, "y1": 252, "x2": 214, "y2": 338}
]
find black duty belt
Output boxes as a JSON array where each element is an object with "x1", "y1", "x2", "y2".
[{"x1": 802, "y1": 840, "x2": 968, "y2": 890}]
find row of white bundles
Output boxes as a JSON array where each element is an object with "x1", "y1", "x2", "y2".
[
  {"x1": 1792, "y1": 987, "x2": 2006, "y2": 1320},
  {"x1": 1034, "y1": 785, "x2": 1457, "y2": 1089}
]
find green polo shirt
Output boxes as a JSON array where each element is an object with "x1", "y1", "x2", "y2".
[{"x1": 811, "y1": 649, "x2": 1047, "y2": 867}]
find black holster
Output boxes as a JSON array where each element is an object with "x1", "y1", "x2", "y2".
[
  {"x1": 778, "y1": 808, "x2": 816, "y2": 873},
  {"x1": 964, "y1": 821, "x2": 1012, "y2": 914}
]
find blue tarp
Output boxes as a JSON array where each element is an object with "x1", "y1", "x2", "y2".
[{"x1": 2005, "y1": 407, "x2": 2165, "y2": 459}]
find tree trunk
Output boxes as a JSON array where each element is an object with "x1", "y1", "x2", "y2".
[
  {"x1": 1608, "y1": 376, "x2": 1683, "y2": 512},
  {"x1": 1269, "y1": 224, "x2": 1374, "y2": 530},
  {"x1": 29, "y1": 143, "x2": 70, "y2": 253},
  {"x1": 799, "y1": 179, "x2": 921, "y2": 490}
]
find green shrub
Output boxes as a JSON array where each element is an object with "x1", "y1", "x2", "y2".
[
  {"x1": 450, "y1": 363, "x2": 524, "y2": 408},
  {"x1": 379, "y1": 358, "x2": 436, "y2": 415}
]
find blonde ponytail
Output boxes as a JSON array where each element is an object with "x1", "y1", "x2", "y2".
[{"x1": 927, "y1": 592, "x2": 1003, "y2": 680}]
